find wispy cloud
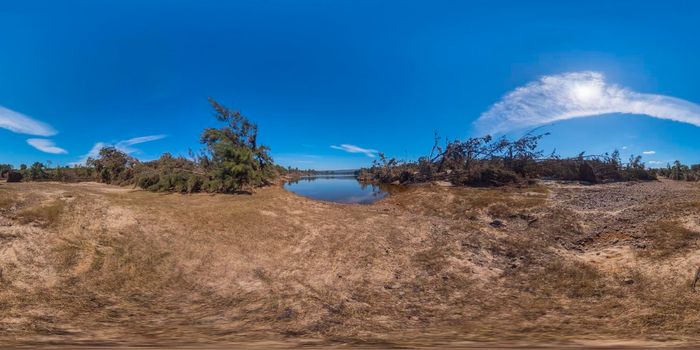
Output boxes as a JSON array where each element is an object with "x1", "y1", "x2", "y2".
[
  {"x1": 114, "y1": 135, "x2": 167, "y2": 154},
  {"x1": 0, "y1": 105, "x2": 57, "y2": 136},
  {"x1": 331, "y1": 144, "x2": 378, "y2": 158},
  {"x1": 74, "y1": 135, "x2": 166, "y2": 165},
  {"x1": 642, "y1": 150, "x2": 656, "y2": 155},
  {"x1": 475, "y1": 71, "x2": 700, "y2": 134},
  {"x1": 26, "y1": 138, "x2": 68, "y2": 154}
]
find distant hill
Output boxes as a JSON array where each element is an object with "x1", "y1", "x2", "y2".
[{"x1": 310, "y1": 169, "x2": 359, "y2": 175}]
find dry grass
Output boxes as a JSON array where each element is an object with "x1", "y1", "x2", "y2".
[
  {"x1": 16, "y1": 199, "x2": 65, "y2": 227},
  {"x1": 518, "y1": 259, "x2": 606, "y2": 299},
  {"x1": 2, "y1": 181, "x2": 700, "y2": 347},
  {"x1": 389, "y1": 184, "x2": 548, "y2": 221},
  {"x1": 0, "y1": 196, "x2": 14, "y2": 211},
  {"x1": 638, "y1": 220, "x2": 700, "y2": 259}
]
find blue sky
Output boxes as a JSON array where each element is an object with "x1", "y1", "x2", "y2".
[{"x1": 2, "y1": 0, "x2": 700, "y2": 170}]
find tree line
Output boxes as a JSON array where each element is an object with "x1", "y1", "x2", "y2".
[
  {"x1": 357, "y1": 132, "x2": 691, "y2": 186},
  {"x1": 1, "y1": 99, "x2": 293, "y2": 193},
  {"x1": 4, "y1": 105, "x2": 700, "y2": 189}
]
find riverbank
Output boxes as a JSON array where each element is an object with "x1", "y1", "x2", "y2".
[{"x1": 1, "y1": 180, "x2": 699, "y2": 347}]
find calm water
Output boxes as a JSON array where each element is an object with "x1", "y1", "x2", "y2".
[{"x1": 284, "y1": 175, "x2": 389, "y2": 204}]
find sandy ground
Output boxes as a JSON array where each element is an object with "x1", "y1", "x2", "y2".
[{"x1": 0, "y1": 179, "x2": 699, "y2": 348}]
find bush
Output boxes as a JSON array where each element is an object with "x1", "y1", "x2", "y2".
[
  {"x1": 655, "y1": 160, "x2": 700, "y2": 181},
  {"x1": 72, "y1": 98, "x2": 281, "y2": 194},
  {"x1": 89, "y1": 148, "x2": 137, "y2": 184},
  {"x1": 0, "y1": 164, "x2": 12, "y2": 178},
  {"x1": 7, "y1": 171, "x2": 23, "y2": 183},
  {"x1": 359, "y1": 134, "x2": 656, "y2": 187}
]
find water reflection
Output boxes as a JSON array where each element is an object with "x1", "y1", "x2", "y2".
[{"x1": 284, "y1": 175, "x2": 391, "y2": 204}]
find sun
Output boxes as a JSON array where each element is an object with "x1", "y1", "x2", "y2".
[{"x1": 571, "y1": 82, "x2": 602, "y2": 103}]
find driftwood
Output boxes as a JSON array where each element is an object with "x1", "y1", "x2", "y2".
[{"x1": 692, "y1": 267, "x2": 700, "y2": 292}]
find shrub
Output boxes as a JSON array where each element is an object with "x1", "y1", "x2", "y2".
[
  {"x1": 28, "y1": 162, "x2": 49, "y2": 181},
  {"x1": 7, "y1": 171, "x2": 23, "y2": 183},
  {"x1": 359, "y1": 134, "x2": 656, "y2": 187},
  {"x1": 655, "y1": 160, "x2": 700, "y2": 181},
  {"x1": 70, "y1": 98, "x2": 280, "y2": 194},
  {"x1": 0, "y1": 164, "x2": 12, "y2": 178}
]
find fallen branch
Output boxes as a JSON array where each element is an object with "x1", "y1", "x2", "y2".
[{"x1": 692, "y1": 267, "x2": 700, "y2": 292}]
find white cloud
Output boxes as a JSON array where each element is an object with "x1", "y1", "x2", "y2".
[
  {"x1": 0, "y1": 105, "x2": 57, "y2": 136},
  {"x1": 114, "y1": 135, "x2": 167, "y2": 154},
  {"x1": 331, "y1": 144, "x2": 378, "y2": 158},
  {"x1": 647, "y1": 160, "x2": 665, "y2": 165},
  {"x1": 642, "y1": 150, "x2": 656, "y2": 155},
  {"x1": 475, "y1": 71, "x2": 700, "y2": 134},
  {"x1": 26, "y1": 138, "x2": 68, "y2": 154},
  {"x1": 74, "y1": 135, "x2": 165, "y2": 165}
]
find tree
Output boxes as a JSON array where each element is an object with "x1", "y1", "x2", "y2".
[
  {"x1": 670, "y1": 160, "x2": 684, "y2": 181},
  {"x1": 200, "y1": 98, "x2": 274, "y2": 192},
  {"x1": 0, "y1": 164, "x2": 12, "y2": 178},
  {"x1": 89, "y1": 147, "x2": 137, "y2": 184},
  {"x1": 29, "y1": 162, "x2": 48, "y2": 180}
]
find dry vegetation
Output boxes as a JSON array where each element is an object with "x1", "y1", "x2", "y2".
[{"x1": 1, "y1": 179, "x2": 700, "y2": 347}]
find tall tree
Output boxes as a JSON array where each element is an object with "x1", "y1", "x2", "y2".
[{"x1": 200, "y1": 98, "x2": 274, "y2": 192}]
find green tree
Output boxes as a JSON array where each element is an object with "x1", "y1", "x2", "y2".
[
  {"x1": 29, "y1": 162, "x2": 48, "y2": 180},
  {"x1": 670, "y1": 160, "x2": 684, "y2": 180},
  {"x1": 88, "y1": 147, "x2": 136, "y2": 184},
  {"x1": 200, "y1": 98, "x2": 274, "y2": 192},
  {"x1": 0, "y1": 164, "x2": 12, "y2": 178}
]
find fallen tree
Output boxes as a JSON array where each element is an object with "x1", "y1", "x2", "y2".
[{"x1": 358, "y1": 133, "x2": 656, "y2": 186}]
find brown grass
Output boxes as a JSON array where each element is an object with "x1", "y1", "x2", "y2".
[
  {"x1": 0, "y1": 195, "x2": 15, "y2": 211},
  {"x1": 390, "y1": 184, "x2": 548, "y2": 221},
  {"x1": 16, "y1": 199, "x2": 65, "y2": 227},
  {"x1": 638, "y1": 221, "x2": 700, "y2": 259},
  {"x1": 519, "y1": 259, "x2": 606, "y2": 299},
  {"x1": 2, "y1": 181, "x2": 700, "y2": 346}
]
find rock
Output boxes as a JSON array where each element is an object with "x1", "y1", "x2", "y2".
[
  {"x1": 490, "y1": 219, "x2": 504, "y2": 228},
  {"x1": 384, "y1": 283, "x2": 401, "y2": 290},
  {"x1": 623, "y1": 278, "x2": 634, "y2": 285}
]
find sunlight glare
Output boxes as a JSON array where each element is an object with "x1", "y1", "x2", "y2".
[{"x1": 571, "y1": 82, "x2": 602, "y2": 104}]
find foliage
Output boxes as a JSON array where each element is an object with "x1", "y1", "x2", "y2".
[
  {"x1": 0, "y1": 164, "x2": 12, "y2": 178},
  {"x1": 28, "y1": 162, "x2": 50, "y2": 181},
  {"x1": 88, "y1": 147, "x2": 137, "y2": 184},
  {"x1": 359, "y1": 133, "x2": 657, "y2": 186},
  {"x1": 198, "y1": 98, "x2": 275, "y2": 192},
  {"x1": 70, "y1": 98, "x2": 279, "y2": 193},
  {"x1": 358, "y1": 133, "x2": 547, "y2": 187},
  {"x1": 7, "y1": 99, "x2": 281, "y2": 193},
  {"x1": 131, "y1": 153, "x2": 206, "y2": 193},
  {"x1": 7, "y1": 171, "x2": 23, "y2": 183},
  {"x1": 654, "y1": 160, "x2": 700, "y2": 181}
]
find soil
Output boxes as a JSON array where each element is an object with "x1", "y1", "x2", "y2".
[{"x1": 0, "y1": 179, "x2": 699, "y2": 348}]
